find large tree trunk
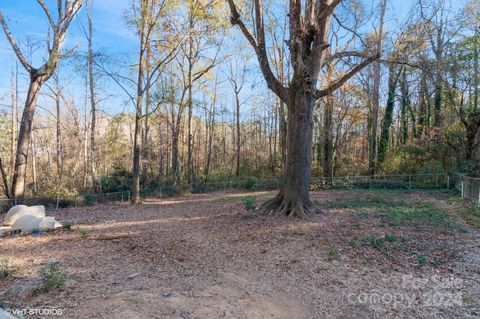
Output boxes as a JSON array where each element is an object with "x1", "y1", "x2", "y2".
[
  {"x1": 12, "y1": 77, "x2": 43, "y2": 198},
  {"x1": 261, "y1": 88, "x2": 319, "y2": 218},
  {"x1": 227, "y1": 0, "x2": 378, "y2": 218}
]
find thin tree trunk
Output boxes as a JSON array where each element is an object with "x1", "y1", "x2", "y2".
[
  {"x1": 204, "y1": 102, "x2": 215, "y2": 183},
  {"x1": 235, "y1": 85, "x2": 241, "y2": 177},
  {"x1": 132, "y1": 0, "x2": 147, "y2": 204},
  {"x1": 418, "y1": 71, "x2": 428, "y2": 137},
  {"x1": 0, "y1": 158, "x2": 11, "y2": 200},
  {"x1": 368, "y1": 0, "x2": 387, "y2": 174},
  {"x1": 55, "y1": 78, "x2": 63, "y2": 180},
  {"x1": 30, "y1": 128, "x2": 37, "y2": 194},
  {"x1": 322, "y1": 63, "x2": 334, "y2": 179},
  {"x1": 142, "y1": 43, "x2": 151, "y2": 184},
  {"x1": 87, "y1": 0, "x2": 97, "y2": 190},
  {"x1": 171, "y1": 129, "x2": 180, "y2": 185},
  {"x1": 378, "y1": 64, "x2": 400, "y2": 164},
  {"x1": 10, "y1": 67, "x2": 17, "y2": 175},
  {"x1": 186, "y1": 23, "x2": 194, "y2": 184},
  {"x1": 11, "y1": 77, "x2": 43, "y2": 198},
  {"x1": 400, "y1": 69, "x2": 415, "y2": 145}
]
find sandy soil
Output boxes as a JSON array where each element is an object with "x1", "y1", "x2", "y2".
[{"x1": 1, "y1": 190, "x2": 479, "y2": 319}]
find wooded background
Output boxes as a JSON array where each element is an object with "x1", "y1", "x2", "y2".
[{"x1": 0, "y1": 0, "x2": 478, "y2": 203}]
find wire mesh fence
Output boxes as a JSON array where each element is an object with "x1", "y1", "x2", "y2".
[
  {"x1": 452, "y1": 175, "x2": 480, "y2": 207},
  {"x1": 0, "y1": 173, "x2": 465, "y2": 213}
]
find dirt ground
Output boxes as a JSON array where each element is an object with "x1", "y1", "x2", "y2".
[{"x1": 1, "y1": 189, "x2": 479, "y2": 319}]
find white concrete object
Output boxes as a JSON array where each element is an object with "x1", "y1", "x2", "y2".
[
  {"x1": 1, "y1": 205, "x2": 61, "y2": 236},
  {"x1": 11, "y1": 216, "x2": 55, "y2": 233},
  {"x1": 3, "y1": 205, "x2": 46, "y2": 226}
]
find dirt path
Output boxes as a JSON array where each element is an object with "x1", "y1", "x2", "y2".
[{"x1": 1, "y1": 190, "x2": 479, "y2": 318}]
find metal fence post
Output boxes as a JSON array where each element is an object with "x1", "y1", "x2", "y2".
[
  {"x1": 478, "y1": 187, "x2": 480, "y2": 207},
  {"x1": 461, "y1": 180, "x2": 464, "y2": 198},
  {"x1": 447, "y1": 176, "x2": 450, "y2": 189}
]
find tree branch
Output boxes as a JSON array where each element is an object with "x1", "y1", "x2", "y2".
[
  {"x1": 0, "y1": 11, "x2": 33, "y2": 73},
  {"x1": 226, "y1": 0, "x2": 289, "y2": 104},
  {"x1": 316, "y1": 53, "x2": 379, "y2": 98},
  {"x1": 37, "y1": 0, "x2": 56, "y2": 30}
]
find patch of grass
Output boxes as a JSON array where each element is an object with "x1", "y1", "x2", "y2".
[
  {"x1": 413, "y1": 253, "x2": 428, "y2": 266},
  {"x1": 381, "y1": 207, "x2": 456, "y2": 230},
  {"x1": 323, "y1": 191, "x2": 407, "y2": 210},
  {"x1": 78, "y1": 228, "x2": 90, "y2": 239},
  {"x1": 241, "y1": 196, "x2": 257, "y2": 212},
  {"x1": 37, "y1": 262, "x2": 68, "y2": 291},
  {"x1": 0, "y1": 258, "x2": 21, "y2": 280},
  {"x1": 349, "y1": 234, "x2": 410, "y2": 255},
  {"x1": 62, "y1": 221, "x2": 74, "y2": 230},
  {"x1": 457, "y1": 203, "x2": 480, "y2": 229},
  {"x1": 326, "y1": 249, "x2": 340, "y2": 262}
]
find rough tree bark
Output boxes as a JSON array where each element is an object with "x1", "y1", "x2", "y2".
[
  {"x1": 0, "y1": 0, "x2": 83, "y2": 198},
  {"x1": 227, "y1": 0, "x2": 378, "y2": 217}
]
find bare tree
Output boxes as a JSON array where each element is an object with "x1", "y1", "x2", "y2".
[
  {"x1": 0, "y1": 0, "x2": 83, "y2": 198},
  {"x1": 226, "y1": 0, "x2": 378, "y2": 217},
  {"x1": 85, "y1": 0, "x2": 98, "y2": 190},
  {"x1": 226, "y1": 60, "x2": 246, "y2": 177}
]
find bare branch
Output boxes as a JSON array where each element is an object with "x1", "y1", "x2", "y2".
[
  {"x1": 226, "y1": 0, "x2": 289, "y2": 103},
  {"x1": 37, "y1": 0, "x2": 56, "y2": 29},
  {"x1": 316, "y1": 53, "x2": 379, "y2": 98},
  {"x1": 317, "y1": 0, "x2": 343, "y2": 22},
  {"x1": 0, "y1": 11, "x2": 33, "y2": 73},
  {"x1": 60, "y1": 44, "x2": 80, "y2": 59}
]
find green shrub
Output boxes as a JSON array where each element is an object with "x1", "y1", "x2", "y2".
[
  {"x1": 78, "y1": 229, "x2": 90, "y2": 239},
  {"x1": 100, "y1": 166, "x2": 132, "y2": 193},
  {"x1": 83, "y1": 195, "x2": 95, "y2": 206},
  {"x1": 326, "y1": 249, "x2": 340, "y2": 262},
  {"x1": 38, "y1": 262, "x2": 68, "y2": 291},
  {"x1": 244, "y1": 177, "x2": 258, "y2": 190},
  {"x1": 241, "y1": 196, "x2": 257, "y2": 212},
  {"x1": 0, "y1": 258, "x2": 20, "y2": 280},
  {"x1": 62, "y1": 221, "x2": 73, "y2": 230}
]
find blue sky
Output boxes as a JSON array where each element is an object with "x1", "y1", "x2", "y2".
[{"x1": 0, "y1": 0, "x2": 468, "y2": 118}]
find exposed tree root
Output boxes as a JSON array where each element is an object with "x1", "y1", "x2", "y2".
[{"x1": 259, "y1": 192, "x2": 324, "y2": 219}]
